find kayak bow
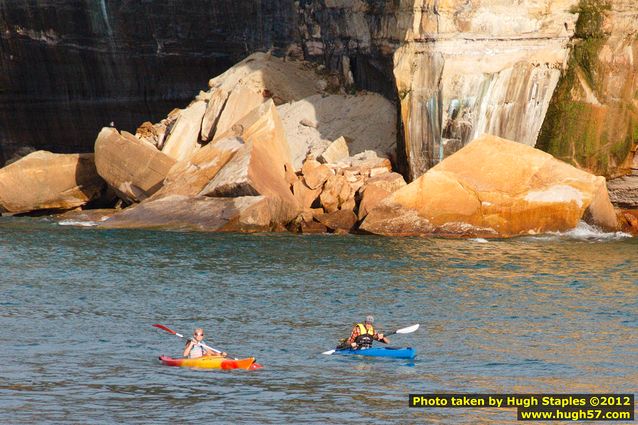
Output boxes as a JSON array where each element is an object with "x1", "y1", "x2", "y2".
[
  {"x1": 333, "y1": 346, "x2": 416, "y2": 359},
  {"x1": 159, "y1": 355, "x2": 262, "y2": 370}
]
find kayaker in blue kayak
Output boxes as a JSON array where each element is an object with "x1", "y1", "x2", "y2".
[
  {"x1": 183, "y1": 327, "x2": 227, "y2": 359},
  {"x1": 344, "y1": 315, "x2": 389, "y2": 349}
]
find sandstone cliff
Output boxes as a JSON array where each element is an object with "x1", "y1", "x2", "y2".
[
  {"x1": 537, "y1": 0, "x2": 638, "y2": 179},
  {"x1": 2, "y1": 0, "x2": 637, "y2": 213},
  {"x1": 393, "y1": 0, "x2": 580, "y2": 180}
]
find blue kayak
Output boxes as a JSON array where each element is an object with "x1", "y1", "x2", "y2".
[{"x1": 333, "y1": 346, "x2": 416, "y2": 359}]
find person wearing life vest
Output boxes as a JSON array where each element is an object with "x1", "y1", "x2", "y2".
[
  {"x1": 346, "y1": 315, "x2": 389, "y2": 349},
  {"x1": 183, "y1": 327, "x2": 227, "y2": 359}
]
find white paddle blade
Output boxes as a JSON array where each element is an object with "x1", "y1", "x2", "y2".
[
  {"x1": 396, "y1": 324, "x2": 419, "y2": 334},
  {"x1": 322, "y1": 349, "x2": 336, "y2": 355}
]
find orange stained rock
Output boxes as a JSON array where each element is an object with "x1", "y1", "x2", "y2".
[{"x1": 362, "y1": 134, "x2": 619, "y2": 237}]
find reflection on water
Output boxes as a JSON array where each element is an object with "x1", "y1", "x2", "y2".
[{"x1": 0, "y1": 217, "x2": 636, "y2": 424}]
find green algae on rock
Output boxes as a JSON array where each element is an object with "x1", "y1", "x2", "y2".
[{"x1": 537, "y1": 0, "x2": 638, "y2": 178}]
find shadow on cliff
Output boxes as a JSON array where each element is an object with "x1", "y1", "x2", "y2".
[{"x1": 0, "y1": 0, "x2": 297, "y2": 163}]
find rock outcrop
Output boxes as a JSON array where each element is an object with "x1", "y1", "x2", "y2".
[
  {"x1": 607, "y1": 146, "x2": 638, "y2": 208},
  {"x1": 87, "y1": 52, "x2": 395, "y2": 232},
  {"x1": 286, "y1": 150, "x2": 406, "y2": 233},
  {"x1": 362, "y1": 134, "x2": 619, "y2": 237},
  {"x1": 393, "y1": 0, "x2": 580, "y2": 180},
  {"x1": 199, "y1": 100, "x2": 300, "y2": 222},
  {"x1": 103, "y1": 100, "x2": 301, "y2": 231},
  {"x1": 618, "y1": 210, "x2": 638, "y2": 235},
  {"x1": 538, "y1": 0, "x2": 638, "y2": 178},
  {"x1": 100, "y1": 195, "x2": 288, "y2": 232},
  {"x1": 357, "y1": 172, "x2": 407, "y2": 221},
  {"x1": 151, "y1": 137, "x2": 243, "y2": 199},
  {"x1": 0, "y1": 151, "x2": 103, "y2": 214},
  {"x1": 94, "y1": 127, "x2": 176, "y2": 203},
  {"x1": 316, "y1": 209, "x2": 357, "y2": 233},
  {"x1": 319, "y1": 137, "x2": 350, "y2": 165},
  {"x1": 161, "y1": 100, "x2": 207, "y2": 162},
  {"x1": 301, "y1": 159, "x2": 333, "y2": 190},
  {"x1": 3, "y1": 0, "x2": 638, "y2": 204},
  {"x1": 202, "y1": 52, "x2": 321, "y2": 144},
  {"x1": 5, "y1": 1, "x2": 636, "y2": 237}
]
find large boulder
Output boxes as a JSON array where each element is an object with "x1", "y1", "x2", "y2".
[
  {"x1": 200, "y1": 89, "x2": 229, "y2": 142},
  {"x1": 136, "y1": 108, "x2": 180, "y2": 150},
  {"x1": 201, "y1": 52, "x2": 320, "y2": 143},
  {"x1": 357, "y1": 173, "x2": 407, "y2": 221},
  {"x1": 200, "y1": 100, "x2": 300, "y2": 223},
  {"x1": 277, "y1": 93, "x2": 397, "y2": 169},
  {"x1": 301, "y1": 158, "x2": 333, "y2": 189},
  {"x1": 618, "y1": 210, "x2": 638, "y2": 235},
  {"x1": 357, "y1": 185, "x2": 393, "y2": 222},
  {"x1": 161, "y1": 100, "x2": 207, "y2": 162},
  {"x1": 319, "y1": 136, "x2": 349, "y2": 164},
  {"x1": 100, "y1": 195, "x2": 288, "y2": 232},
  {"x1": 362, "y1": 172, "x2": 407, "y2": 194},
  {"x1": 94, "y1": 127, "x2": 176, "y2": 203},
  {"x1": 209, "y1": 86, "x2": 265, "y2": 141},
  {"x1": 207, "y1": 52, "x2": 320, "y2": 104},
  {"x1": 325, "y1": 151, "x2": 393, "y2": 180},
  {"x1": 0, "y1": 151, "x2": 104, "y2": 214},
  {"x1": 362, "y1": 134, "x2": 619, "y2": 237},
  {"x1": 607, "y1": 175, "x2": 638, "y2": 209},
  {"x1": 292, "y1": 179, "x2": 321, "y2": 209},
  {"x1": 607, "y1": 149, "x2": 638, "y2": 209},
  {"x1": 151, "y1": 137, "x2": 243, "y2": 199},
  {"x1": 320, "y1": 174, "x2": 354, "y2": 213},
  {"x1": 316, "y1": 209, "x2": 357, "y2": 233}
]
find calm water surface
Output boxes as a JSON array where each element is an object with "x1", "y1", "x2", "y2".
[{"x1": 0, "y1": 218, "x2": 636, "y2": 424}]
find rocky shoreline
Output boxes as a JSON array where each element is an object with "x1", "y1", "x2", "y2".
[{"x1": 1, "y1": 53, "x2": 637, "y2": 237}]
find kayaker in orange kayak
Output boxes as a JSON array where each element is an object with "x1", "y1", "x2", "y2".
[
  {"x1": 183, "y1": 328, "x2": 227, "y2": 358},
  {"x1": 344, "y1": 315, "x2": 389, "y2": 349}
]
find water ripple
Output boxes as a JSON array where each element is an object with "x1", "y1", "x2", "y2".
[{"x1": 0, "y1": 217, "x2": 636, "y2": 424}]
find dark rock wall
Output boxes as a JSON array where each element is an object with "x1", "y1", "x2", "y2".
[
  {"x1": 0, "y1": 0, "x2": 298, "y2": 164},
  {"x1": 296, "y1": 0, "x2": 402, "y2": 97}
]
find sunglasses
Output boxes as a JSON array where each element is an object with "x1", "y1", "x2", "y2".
[{"x1": 194, "y1": 333, "x2": 204, "y2": 337}]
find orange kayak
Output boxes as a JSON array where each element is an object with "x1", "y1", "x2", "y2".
[{"x1": 159, "y1": 355, "x2": 262, "y2": 370}]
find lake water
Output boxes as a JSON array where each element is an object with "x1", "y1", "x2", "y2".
[{"x1": 0, "y1": 217, "x2": 636, "y2": 424}]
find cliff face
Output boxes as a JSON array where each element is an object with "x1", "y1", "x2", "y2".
[
  {"x1": 537, "y1": 0, "x2": 638, "y2": 178},
  {"x1": 298, "y1": 0, "x2": 637, "y2": 182},
  {"x1": 0, "y1": 0, "x2": 297, "y2": 164},
  {"x1": 392, "y1": 0, "x2": 580, "y2": 180},
  {"x1": 295, "y1": 0, "x2": 405, "y2": 96},
  {"x1": 2, "y1": 0, "x2": 637, "y2": 188}
]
